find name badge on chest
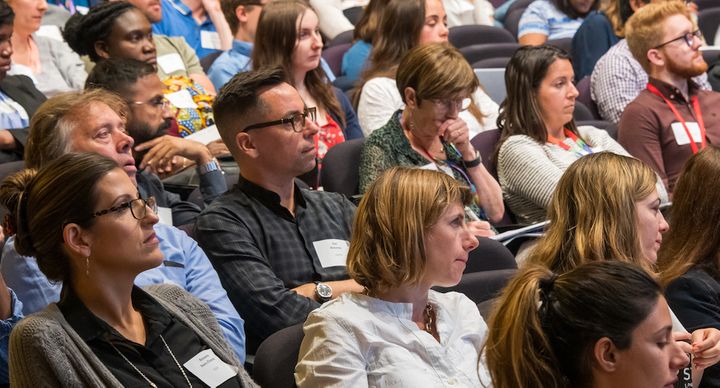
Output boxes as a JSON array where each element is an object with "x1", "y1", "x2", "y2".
[
  {"x1": 183, "y1": 349, "x2": 238, "y2": 388},
  {"x1": 671, "y1": 122, "x2": 702, "y2": 145}
]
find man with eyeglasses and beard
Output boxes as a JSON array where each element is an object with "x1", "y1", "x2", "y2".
[{"x1": 618, "y1": 1, "x2": 720, "y2": 195}]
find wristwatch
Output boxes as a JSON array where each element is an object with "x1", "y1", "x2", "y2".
[
  {"x1": 314, "y1": 281, "x2": 333, "y2": 303},
  {"x1": 198, "y1": 158, "x2": 221, "y2": 175},
  {"x1": 462, "y1": 150, "x2": 482, "y2": 169}
]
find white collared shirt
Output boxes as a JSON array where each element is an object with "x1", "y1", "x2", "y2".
[{"x1": 295, "y1": 290, "x2": 492, "y2": 387}]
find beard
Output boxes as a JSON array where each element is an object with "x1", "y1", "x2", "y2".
[
  {"x1": 665, "y1": 52, "x2": 709, "y2": 79},
  {"x1": 129, "y1": 118, "x2": 172, "y2": 145}
]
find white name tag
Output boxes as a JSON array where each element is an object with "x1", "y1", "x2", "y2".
[
  {"x1": 200, "y1": 30, "x2": 222, "y2": 50},
  {"x1": 313, "y1": 239, "x2": 349, "y2": 268},
  {"x1": 157, "y1": 206, "x2": 173, "y2": 225},
  {"x1": 183, "y1": 349, "x2": 237, "y2": 388},
  {"x1": 671, "y1": 121, "x2": 702, "y2": 145},
  {"x1": 156, "y1": 53, "x2": 186, "y2": 74},
  {"x1": 165, "y1": 89, "x2": 198, "y2": 109},
  {"x1": 185, "y1": 124, "x2": 221, "y2": 145},
  {"x1": 36, "y1": 25, "x2": 63, "y2": 41}
]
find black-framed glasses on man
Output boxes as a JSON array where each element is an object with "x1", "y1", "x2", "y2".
[
  {"x1": 128, "y1": 97, "x2": 170, "y2": 111},
  {"x1": 654, "y1": 29, "x2": 702, "y2": 49},
  {"x1": 91, "y1": 196, "x2": 158, "y2": 220},
  {"x1": 242, "y1": 106, "x2": 317, "y2": 133}
]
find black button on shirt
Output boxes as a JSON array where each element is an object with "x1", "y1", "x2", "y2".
[{"x1": 58, "y1": 286, "x2": 243, "y2": 388}]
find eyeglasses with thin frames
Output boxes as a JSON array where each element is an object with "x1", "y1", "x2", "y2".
[
  {"x1": 91, "y1": 195, "x2": 158, "y2": 221},
  {"x1": 128, "y1": 97, "x2": 170, "y2": 111},
  {"x1": 653, "y1": 29, "x2": 702, "y2": 49},
  {"x1": 242, "y1": 106, "x2": 317, "y2": 133},
  {"x1": 431, "y1": 97, "x2": 472, "y2": 112}
]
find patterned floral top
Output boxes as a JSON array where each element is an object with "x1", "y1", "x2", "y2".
[{"x1": 359, "y1": 110, "x2": 488, "y2": 221}]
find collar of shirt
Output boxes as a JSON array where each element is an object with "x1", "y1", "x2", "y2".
[
  {"x1": 168, "y1": 0, "x2": 191, "y2": 16},
  {"x1": 236, "y1": 175, "x2": 307, "y2": 221},
  {"x1": 58, "y1": 285, "x2": 172, "y2": 344},
  {"x1": 231, "y1": 40, "x2": 253, "y2": 56},
  {"x1": 648, "y1": 77, "x2": 701, "y2": 103}
]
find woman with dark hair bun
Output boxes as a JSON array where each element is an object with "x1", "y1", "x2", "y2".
[
  {"x1": 486, "y1": 260, "x2": 689, "y2": 388},
  {"x1": 8, "y1": 152, "x2": 257, "y2": 387}
]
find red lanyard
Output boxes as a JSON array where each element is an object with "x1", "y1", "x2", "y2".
[
  {"x1": 547, "y1": 128, "x2": 593, "y2": 155},
  {"x1": 646, "y1": 83, "x2": 706, "y2": 154}
]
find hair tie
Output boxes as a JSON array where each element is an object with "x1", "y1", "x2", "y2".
[{"x1": 537, "y1": 273, "x2": 559, "y2": 319}]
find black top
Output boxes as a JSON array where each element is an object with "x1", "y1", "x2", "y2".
[
  {"x1": 58, "y1": 286, "x2": 243, "y2": 388},
  {"x1": 665, "y1": 267, "x2": 720, "y2": 388},
  {"x1": 195, "y1": 176, "x2": 356, "y2": 353}
]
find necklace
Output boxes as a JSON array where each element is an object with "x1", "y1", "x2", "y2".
[
  {"x1": 423, "y1": 303, "x2": 436, "y2": 336},
  {"x1": 110, "y1": 334, "x2": 192, "y2": 387}
]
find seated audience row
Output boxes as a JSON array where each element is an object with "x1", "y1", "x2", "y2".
[{"x1": 518, "y1": 0, "x2": 599, "y2": 46}]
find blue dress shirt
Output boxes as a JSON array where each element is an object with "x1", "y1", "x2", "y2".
[
  {"x1": 152, "y1": 0, "x2": 221, "y2": 59},
  {"x1": 0, "y1": 223, "x2": 246, "y2": 362},
  {"x1": 0, "y1": 289, "x2": 22, "y2": 384},
  {"x1": 207, "y1": 39, "x2": 337, "y2": 90}
]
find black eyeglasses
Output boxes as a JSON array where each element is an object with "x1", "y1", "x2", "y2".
[
  {"x1": 654, "y1": 29, "x2": 702, "y2": 49},
  {"x1": 242, "y1": 106, "x2": 317, "y2": 133},
  {"x1": 91, "y1": 196, "x2": 158, "y2": 220}
]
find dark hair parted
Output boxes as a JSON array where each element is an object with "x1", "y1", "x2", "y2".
[
  {"x1": 485, "y1": 261, "x2": 660, "y2": 388},
  {"x1": 553, "y1": 0, "x2": 599, "y2": 19},
  {"x1": 659, "y1": 146, "x2": 720, "y2": 286},
  {"x1": 353, "y1": 0, "x2": 425, "y2": 106},
  {"x1": 213, "y1": 66, "x2": 286, "y2": 153},
  {"x1": 252, "y1": 1, "x2": 344, "y2": 126},
  {"x1": 11, "y1": 153, "x2": 120, "y2": 283},
  {"x1": 85, "y1": 57, "x2": 157, "y2": 96},
  {"x1": 352, "y1": 0, "x2": 386, "y2": 43},
  {"x1": 497, "y1": 45, "x2": 579, "y2": 152},
  {"x1": 0, "y1": 0, "x2": 14, "y2": 27},
  {"x1": 347, "y1": 167, "x2": 472, "y2": 294},
  {"x1": 63, "y1": 1, "x2": 136, "y2": 62}
]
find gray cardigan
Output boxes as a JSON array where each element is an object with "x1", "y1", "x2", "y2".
[{"x1": 9, "y1": 284, "x2": 258, "y2": 387}]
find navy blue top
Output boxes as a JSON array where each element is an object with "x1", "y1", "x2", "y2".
[{"x1": 571, "y1": 11, "x2": 620, "y2": 81}]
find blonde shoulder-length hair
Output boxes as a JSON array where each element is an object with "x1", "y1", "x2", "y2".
[
  {"x1": 347, "y1": 167, "x2": 472, "y2": 294},
  {"x1": 527, "y1": 152, "x2": 658, "y2": 273}
]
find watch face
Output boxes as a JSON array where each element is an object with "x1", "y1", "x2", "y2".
[{"x1": 317, "y1": 283, "x2": 333, "y2": 298}]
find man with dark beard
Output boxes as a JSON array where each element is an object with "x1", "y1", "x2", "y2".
[
  {"x1": 86, "y1": 58, "x2": 223, "y2": 187},
  {"x1": 618, "y1": 0, "x2": 720, "y2": 195}
]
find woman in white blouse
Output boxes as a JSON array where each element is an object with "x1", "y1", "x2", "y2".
[
  {"x1": 295, "y1": 167, "x2": 492, "y2": 387},
  {"x1": 355, "y1": 0, "x2": 499, "y2": 137}
]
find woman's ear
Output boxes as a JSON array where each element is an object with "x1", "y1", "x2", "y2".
[
  {"x1": 94, "y1": 40, "x2": 111, "y2": 60},
  {"x1": 63, "y1": 223, "x2": 92, "y2": 259},
  {"x1": 593, "y1": 337, "x2": 620, "y2": 373},
  {"x1": 403, "y1": 87, "x2": 418, "y2": 109}
]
